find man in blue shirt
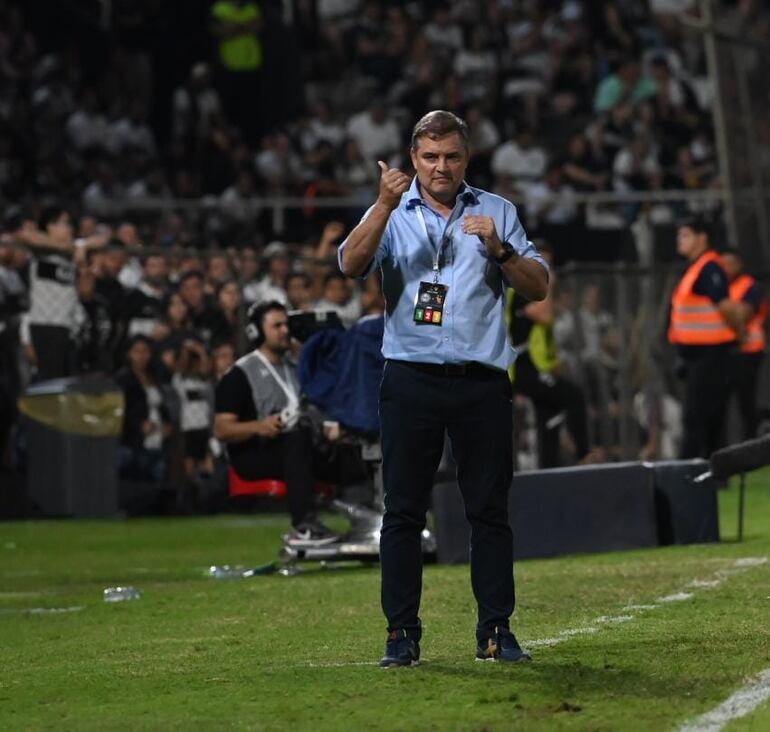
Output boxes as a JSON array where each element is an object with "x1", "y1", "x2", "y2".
[{"x1": 339, "y1": 110, "x2": 548, "y2": 667}]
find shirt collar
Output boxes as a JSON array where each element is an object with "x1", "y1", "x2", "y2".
[{"x1": 405, "y1": 177, "x2": 479, "y2": 209}]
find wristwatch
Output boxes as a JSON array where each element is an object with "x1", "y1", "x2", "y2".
[{"x1": 493, "y1": 241, "x2": 517, "y2": 265}]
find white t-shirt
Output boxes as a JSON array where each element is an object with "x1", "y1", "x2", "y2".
[
  {"x1": 491, "y1": 141, "x2": 548, "y2": 182},
  {"x1": 346, "y1": 112, "x2": 400, "y2": 162}
]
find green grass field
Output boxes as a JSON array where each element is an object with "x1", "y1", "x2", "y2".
[{"x1": 2, "y1": 471, "x2": 770, "y2": 732}]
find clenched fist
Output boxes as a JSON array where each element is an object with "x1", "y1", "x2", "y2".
[
  {"x1": 462, "y1": 215, "x2": 505, "y2": 258},
  {"x1": 377, "y1": 161, "x2": 411, "y2": 210}
]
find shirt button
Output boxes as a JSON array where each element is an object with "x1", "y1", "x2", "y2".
[{"x1": 443, "y1": 337, "x2": 448, "y2": 341}]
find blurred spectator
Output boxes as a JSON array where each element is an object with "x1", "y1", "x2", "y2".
[
  {"x1": 594, "y1": 58, "x2": 657, "y2": 113},
  {"x1": 424, "y1": 4, "x2": 464, "y2": 57},
  {"x1": 346, "y1": 101, "x2": 401, "y2": 163},
  {"x1": 206, "y1": 253, "x2": 233, "y2": 294},
  {"x1": 245, "y1": 241, "x2": 290, "y2": 305},
  {"x1": 115, "y1": 335, "x2": 174, "y2": 484},
  {"x1": 509, "y1": 244, "x2": 595, "y2": 468},
  {"x1": 172, "y1": 63, "x2": 223, "y2": 153},
  {"x1": 0, "y1": 235, "x2": 27, "y2": 467},
  {"x1": 526, "y1": 162, "x2": 578, "y2": 230},
  {"x1": 177, "y1": 270, "x2": 221, "y2": 347},
  {"x1": 211, "y1": 278, "x2": 244, "y2": 351},
  {"x1": 255, "y1": 132, "x2": 303, "y2": 193},
  {"x1": 107, "y1": 101, "x2": 157, "y2": 157},
  {"x1": 154, "y1": 291, "x2": 195, "y2": 371},
  {"x1": 124, "y1": 254, "x2": 168, "y2": 338},
  {"x1": 220, "y1": 169, "x2": 258, "y2": 222},
  {"x1": 316, "y1": 271, "x2": 362, "y2": 328},
  {"x1": 74, "y1": 264, "x2": 117, "y2": 374},
  {"x1": 212, "y1": 340, "x2": 236, "y2": 380},
  {"x1": 491, "y1": 126, "x2": 548, "y2": 195},
  {"x1": 285, "y1": 272, "x2": 315, "y2": 311},
  {"x1": 210, "y1": 0, "x2": 263, "y2": 139},
  {"x1": 171, "y1": 337, "x2": 215, "y2": 507},
  {"x1": 66, "y1": 88, "x2": 109, "y2": 152},
  {"x1": 562, "y1": 132, "x2": 608, "y2": 192},
  {"x1": 18, "y1": 207, "x2": 79, "y2": 381}
]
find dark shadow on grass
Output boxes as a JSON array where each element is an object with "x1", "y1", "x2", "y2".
[{"x1": 415, "y1": 657, "x2": 685, "y2": 702}]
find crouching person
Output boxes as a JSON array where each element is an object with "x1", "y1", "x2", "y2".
[{"x1": 214, "y1": 301, "x2": 338, "y2": 546}]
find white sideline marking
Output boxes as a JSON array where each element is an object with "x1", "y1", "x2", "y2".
[
  {"x1": 677, "y1": 668, "x2": 770, "y2": 732},
  {"x1": 732, "y1": 557, "x2": 767, "y2": 568},
  {"x1": 524, "y1": 556, "x2": 767, "y2": 652},
  {"x1": 0, "y1": 605, "x2": 84, "y2": 615},
  {"x1": 657, "y1": 592, "x2": 694, "y2": 603},
  {"x1": 595, "y1": 615, "x2": 634, "y2": 624},
  {"x1": 273, "y1": 661, "x2": 377, "y2": 670},
  {"x1": 528, "y1": 627, "x2": 600, "y2": 648}
]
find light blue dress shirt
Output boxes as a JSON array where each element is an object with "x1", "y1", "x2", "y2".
[{"x1": 338, "y1": 177, "x2": 548, "y2": 371}]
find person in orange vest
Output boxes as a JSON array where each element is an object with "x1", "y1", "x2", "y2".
[
  {"x1": 668, "y1": 217, "x2": 745, "y2": 458},
  {"x1": 721, "y1": 249, "x2": 767, "y2": 440}
]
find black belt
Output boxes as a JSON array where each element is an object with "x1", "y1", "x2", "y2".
[{"x1": 390, "y1": 359, "x2": 496, "y2": 378}]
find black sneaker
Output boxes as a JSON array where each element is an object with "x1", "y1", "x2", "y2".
[
  {"x1": 287, "y1": 520, "x2": 339, "y2": 547},
  {"x1": 476, "y1": 627, "x2": 531, "y2": 663},
  {"x1": 379, "y1": 628, "x2": 420, "y2": 668}
]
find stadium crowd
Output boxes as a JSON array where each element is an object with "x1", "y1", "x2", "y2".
[
  {"x1": 1, "y1": 0, "x2": 759, "y2": 249},
  {"x1": 2, "y1": 1, "x2": 768, "y2": 509}
]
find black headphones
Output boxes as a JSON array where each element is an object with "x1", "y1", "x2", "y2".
[{"x1": 246, "y1": 301, "x2": 286, "y2": 347}]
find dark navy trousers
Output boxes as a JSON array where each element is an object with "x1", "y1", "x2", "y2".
[{"x1": 379, "y1": 360, "x2": 515, "y2": 642}]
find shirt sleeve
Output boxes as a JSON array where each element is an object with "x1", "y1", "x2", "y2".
[
  {"x1": 692, "y1": 261, "x2": 729, "y2": 304},
  {"x1": 215, "y1": 367, "x2": 255, "y2": 418},
  {"x1": 502, "y1": 201, "x2": 549, "y2": 275},
  {"x1": 741, "y1": 283, "x2": 763, "y2": 314},
  {"x1": 337, "y1": 203, "x2": 392, "y2": 279}
]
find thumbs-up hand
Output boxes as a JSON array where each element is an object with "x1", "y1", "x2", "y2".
[{"x1": 377, "y1": 160, "x2": 411, "y2": 211}]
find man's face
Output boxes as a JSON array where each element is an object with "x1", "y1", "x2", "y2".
[
  {"x1": 101, "y1": 250, "x2": 126, "y2": 278},
  {"x1": 47, "y1": 213, "x2": 73, "y2": 244},
  {"x1": 676, "y1": 226, "x2": 707, "y2": 259},
  {"x1": 410, "y1": 133, "x2": 469, "y2": 204},
  {"x1": 208, "y1": 256, "x2": 230, "y2": 284},
  {"x1": 143, "y1": 256, "x2": 167, "y2": 286},
  {"x1": 179, "y1": 276, "x2": 204, "y2": 310},
  {"x1": 261, "y1": 309, "x2": 291, "y2": 353},
  {"x1": 117, "y1": 223, "x2": 141, "y2": 249},
  {"x1": 325, "y1": 278, "x2": 348, "y2": 305},
  {"x1": 287, "y1": 276, "x2": 311, "y2": 309},
  {"x1": 721, "y1": 253, "x2": 741, "y2": 281},
  {"x1": 269, "y1": 256, "x2": 290, "y2": 282}
]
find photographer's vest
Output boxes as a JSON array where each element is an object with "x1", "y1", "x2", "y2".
[
  {"x1": 235, "y1": 350, "x2": 300, "y2": 419},
  {"x1": 668, "y1": 250, "x2": 736, "y2": 346},
  {"x1": 730, "y1": 274, "x2": 767, "y2": 354}
]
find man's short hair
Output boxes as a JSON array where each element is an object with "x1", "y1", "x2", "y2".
[
  {"x1": 178, "y1": 269, "x2": 205, "y2": 286},
  {"x1": 39, "y1": 206, "x2": 69, "y2": 231},
  {"x1": 285, "y1": 271, "x2": 311, "y2": 289},
  {"x1": 411, "y1": 110, "x2": 469, "y2": 150},
  {"x1": 677, "y1": 216, "x2": 710, "y2": 236},
  {"x1": 324, "y1": 271, "x2": 346, "y2": 286}
]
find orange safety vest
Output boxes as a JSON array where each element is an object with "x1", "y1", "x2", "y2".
[
  {"x1": 730, "y1": 273, "x2": 767, "y2": 354},
  {"x1": 668, "y1": 250, "x2": 737, "y2": 346}
]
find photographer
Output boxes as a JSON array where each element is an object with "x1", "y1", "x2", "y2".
[{"x1": 214, "y1": 301, "x2": 338, "y2": 546}]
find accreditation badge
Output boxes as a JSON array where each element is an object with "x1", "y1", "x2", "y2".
[{"x1": 413, "y1": 281, "x2": 449, "y2": 326}]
